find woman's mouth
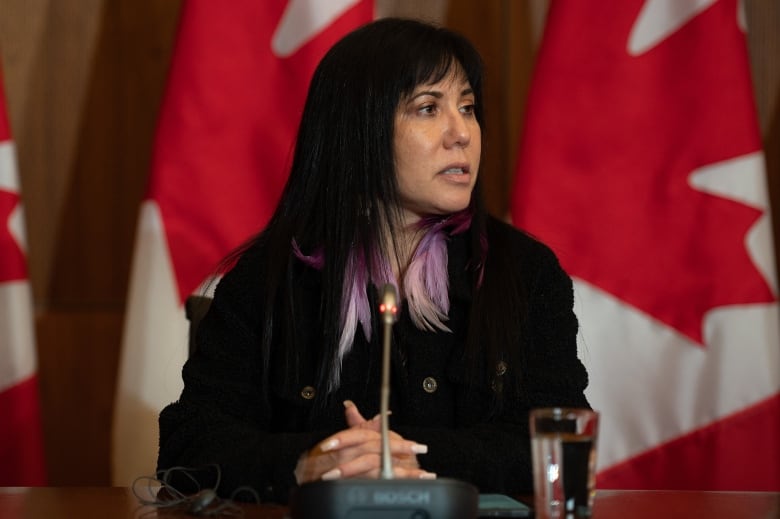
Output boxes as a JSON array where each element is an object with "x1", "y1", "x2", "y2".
[{"x1": 440, "y1": 164, "x2": 470, "y2": 175}]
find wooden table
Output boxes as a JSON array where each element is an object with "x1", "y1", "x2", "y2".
[
  {"x1": 0, "y1": 487, "x2": 777, "y2": 518},
  {"x1": 592, "y1": 490, "x2": 779, "y2": 518}
]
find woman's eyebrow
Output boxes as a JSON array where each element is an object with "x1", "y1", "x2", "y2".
[
  {"x1": 410, "y1": 90, "x2": 443, "y2": 100},
  {"x1": 409, "y1": 87, "x2": 474, "y2": 100}
]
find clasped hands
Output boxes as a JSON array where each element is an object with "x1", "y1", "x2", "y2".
[{"x1": 294, "y1": 400, "x2": 436, "y2": 483}]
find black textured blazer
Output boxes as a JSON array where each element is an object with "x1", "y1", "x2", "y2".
[{"x1": 157, "y1": 216, "x2": 590, "y2": 503}]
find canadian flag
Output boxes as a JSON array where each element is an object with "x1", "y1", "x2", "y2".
[
  {"x1": 0, "y1": 62, "x2": 47, "y2": 485},
  {"x1": 111, "y1": 0, "x2": 373, "y2": 485},
  {"x1": 512, "y1": 0, "x2": 780, "y2": 490}
]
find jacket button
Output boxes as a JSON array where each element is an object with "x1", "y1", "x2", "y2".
[
  {"x1": 496, "y1": 361, "x2": 508, "y2": 376},
  {"x1": 422, "y1": 377, "x2": 438, "y2": 393},
  {"x1": 300, "y1": 386, "x2": 316, "y2": 400}
]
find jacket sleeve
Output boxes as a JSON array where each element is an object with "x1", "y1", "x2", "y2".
[
  {"x1": 396, "y1": 238, "x2": 590, "y2": 495},
  {"x1": 156, "y1": 252, "x2": 326, "y2": 504}
]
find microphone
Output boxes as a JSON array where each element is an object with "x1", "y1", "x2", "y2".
[
  {"x1": 378, "y1": 283, "x2": 398, "y2": 481},
  {"x1": 289, "y1": 284, "x2": 478, "y2": 519}
]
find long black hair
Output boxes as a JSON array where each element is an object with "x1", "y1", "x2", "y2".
[{"x1": 230, "y1": 18, "x2": 523, "y2": 402}]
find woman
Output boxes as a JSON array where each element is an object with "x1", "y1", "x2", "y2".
[{"x1": 157, "y1": 17, "x2": 589, "y2": 503}]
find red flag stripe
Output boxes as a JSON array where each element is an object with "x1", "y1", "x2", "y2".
[
  {"x1": 0, "y1": 377, "x2": 47, "y2": 486},
  {"x1": 0, "y1": 65, "x2": 10, "y2": 142},
  {"x1": 598, "y1": 393, "x2": 780, "y2": 491}
]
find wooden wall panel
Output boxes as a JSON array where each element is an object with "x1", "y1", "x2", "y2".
[
  {"x1": 46, "y1": 0, "x2": 177, "y2": 306},
  {"x1": 35, "y1": 311, "x2": 122, "y2": 484},
  {"x1": 745, "y1": 0, "x2": 780, "y2": 280},
  {"x1": 1, "y1": 0, "x2": 104, "y2": 302},
  {"x1": 446, "y1": 0, "x2": 537, "y2": 219},
  {"x1": 375, "y1": 0, "x2": 447, "y2": 22},
  {"x1": 1, "y1": 0, "x2": 181, "y2": 484}
]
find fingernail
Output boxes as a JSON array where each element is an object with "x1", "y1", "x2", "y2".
[
  {"x1": 321, "y1": 439, "x2": 339, "y2": 452},
  {"x1": 322, "y1": 468, "x2": 342, "y2": 481},
  {"x1": 419, "y1": 472, "x2": 437, "y2": 480},
  {"x1": 343, "y1": 400, "x2": 355, "y2": 408},
  {"x1": 411, "y1": 444, "x2": 428, "y2": 454}
]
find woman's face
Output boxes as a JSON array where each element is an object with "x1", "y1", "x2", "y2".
[{"x1": 393, "y1": 70, "x2": 481, "y2": 226}]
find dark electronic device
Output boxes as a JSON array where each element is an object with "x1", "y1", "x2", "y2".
[{"x1": 477, "y1": 494, "x2": 532, "y2": 518}]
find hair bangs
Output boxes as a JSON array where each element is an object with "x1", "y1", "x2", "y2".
[{"x1": 396, "y1": 28, "x2": 485, "y2": 125}]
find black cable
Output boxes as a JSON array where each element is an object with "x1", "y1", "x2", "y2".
[{"x1": 131, "y1": 465, "x2": 255, "y2": 517}]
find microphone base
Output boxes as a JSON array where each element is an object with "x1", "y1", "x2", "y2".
[{"x1": 289, "y1": 477, "x2": 478, "y2": 519}]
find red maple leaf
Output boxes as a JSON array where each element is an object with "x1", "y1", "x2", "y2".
[
  {"x1": 0, "y1": 72, "x2": 10, "y2": 141},
  {"x1": 513, "y1": 0, "x2": 775, "y2": 344},
  {"x1": 0, "y1": 188, "x2": 26, "y2": 282}
]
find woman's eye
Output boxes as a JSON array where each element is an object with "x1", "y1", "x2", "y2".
[
  {"x1": 418, "y1": 104, "x2": 436, "y2": 115},
  {"x1": 460, "y1": 103, "x2": 475, "y2": 115}
]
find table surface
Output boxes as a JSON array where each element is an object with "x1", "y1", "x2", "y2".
[{"x1": 0, "y1": 486, "x2": 778, "y2": 518}]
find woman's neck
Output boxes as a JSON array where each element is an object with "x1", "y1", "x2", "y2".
[{"x1": 387, "y1": 222, "x2": 425, "y2": 285}]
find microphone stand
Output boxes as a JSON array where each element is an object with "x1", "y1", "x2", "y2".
[
  {"x1": 290, "y1": 284, "x2": 478, "y2": 519},
  {"x1": 379, "y1": 283, "x2": 397, "y2": 481}
]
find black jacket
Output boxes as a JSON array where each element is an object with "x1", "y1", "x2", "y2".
[{"x1": 157, "y1": 216, "x2": 589, "y2": 503}]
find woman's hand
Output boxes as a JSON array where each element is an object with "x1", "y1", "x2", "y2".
[{"x1": 294, "y1": 401, "x2": 436, "y2": 484}]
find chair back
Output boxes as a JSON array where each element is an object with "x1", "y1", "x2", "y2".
[{"x1": 185, "y1": 295, "x2": 213, "y2": 357}]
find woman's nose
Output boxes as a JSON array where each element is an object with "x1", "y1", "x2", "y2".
[{"x1": 443, "y1": 110, "x2": 471, "y2": 148}]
